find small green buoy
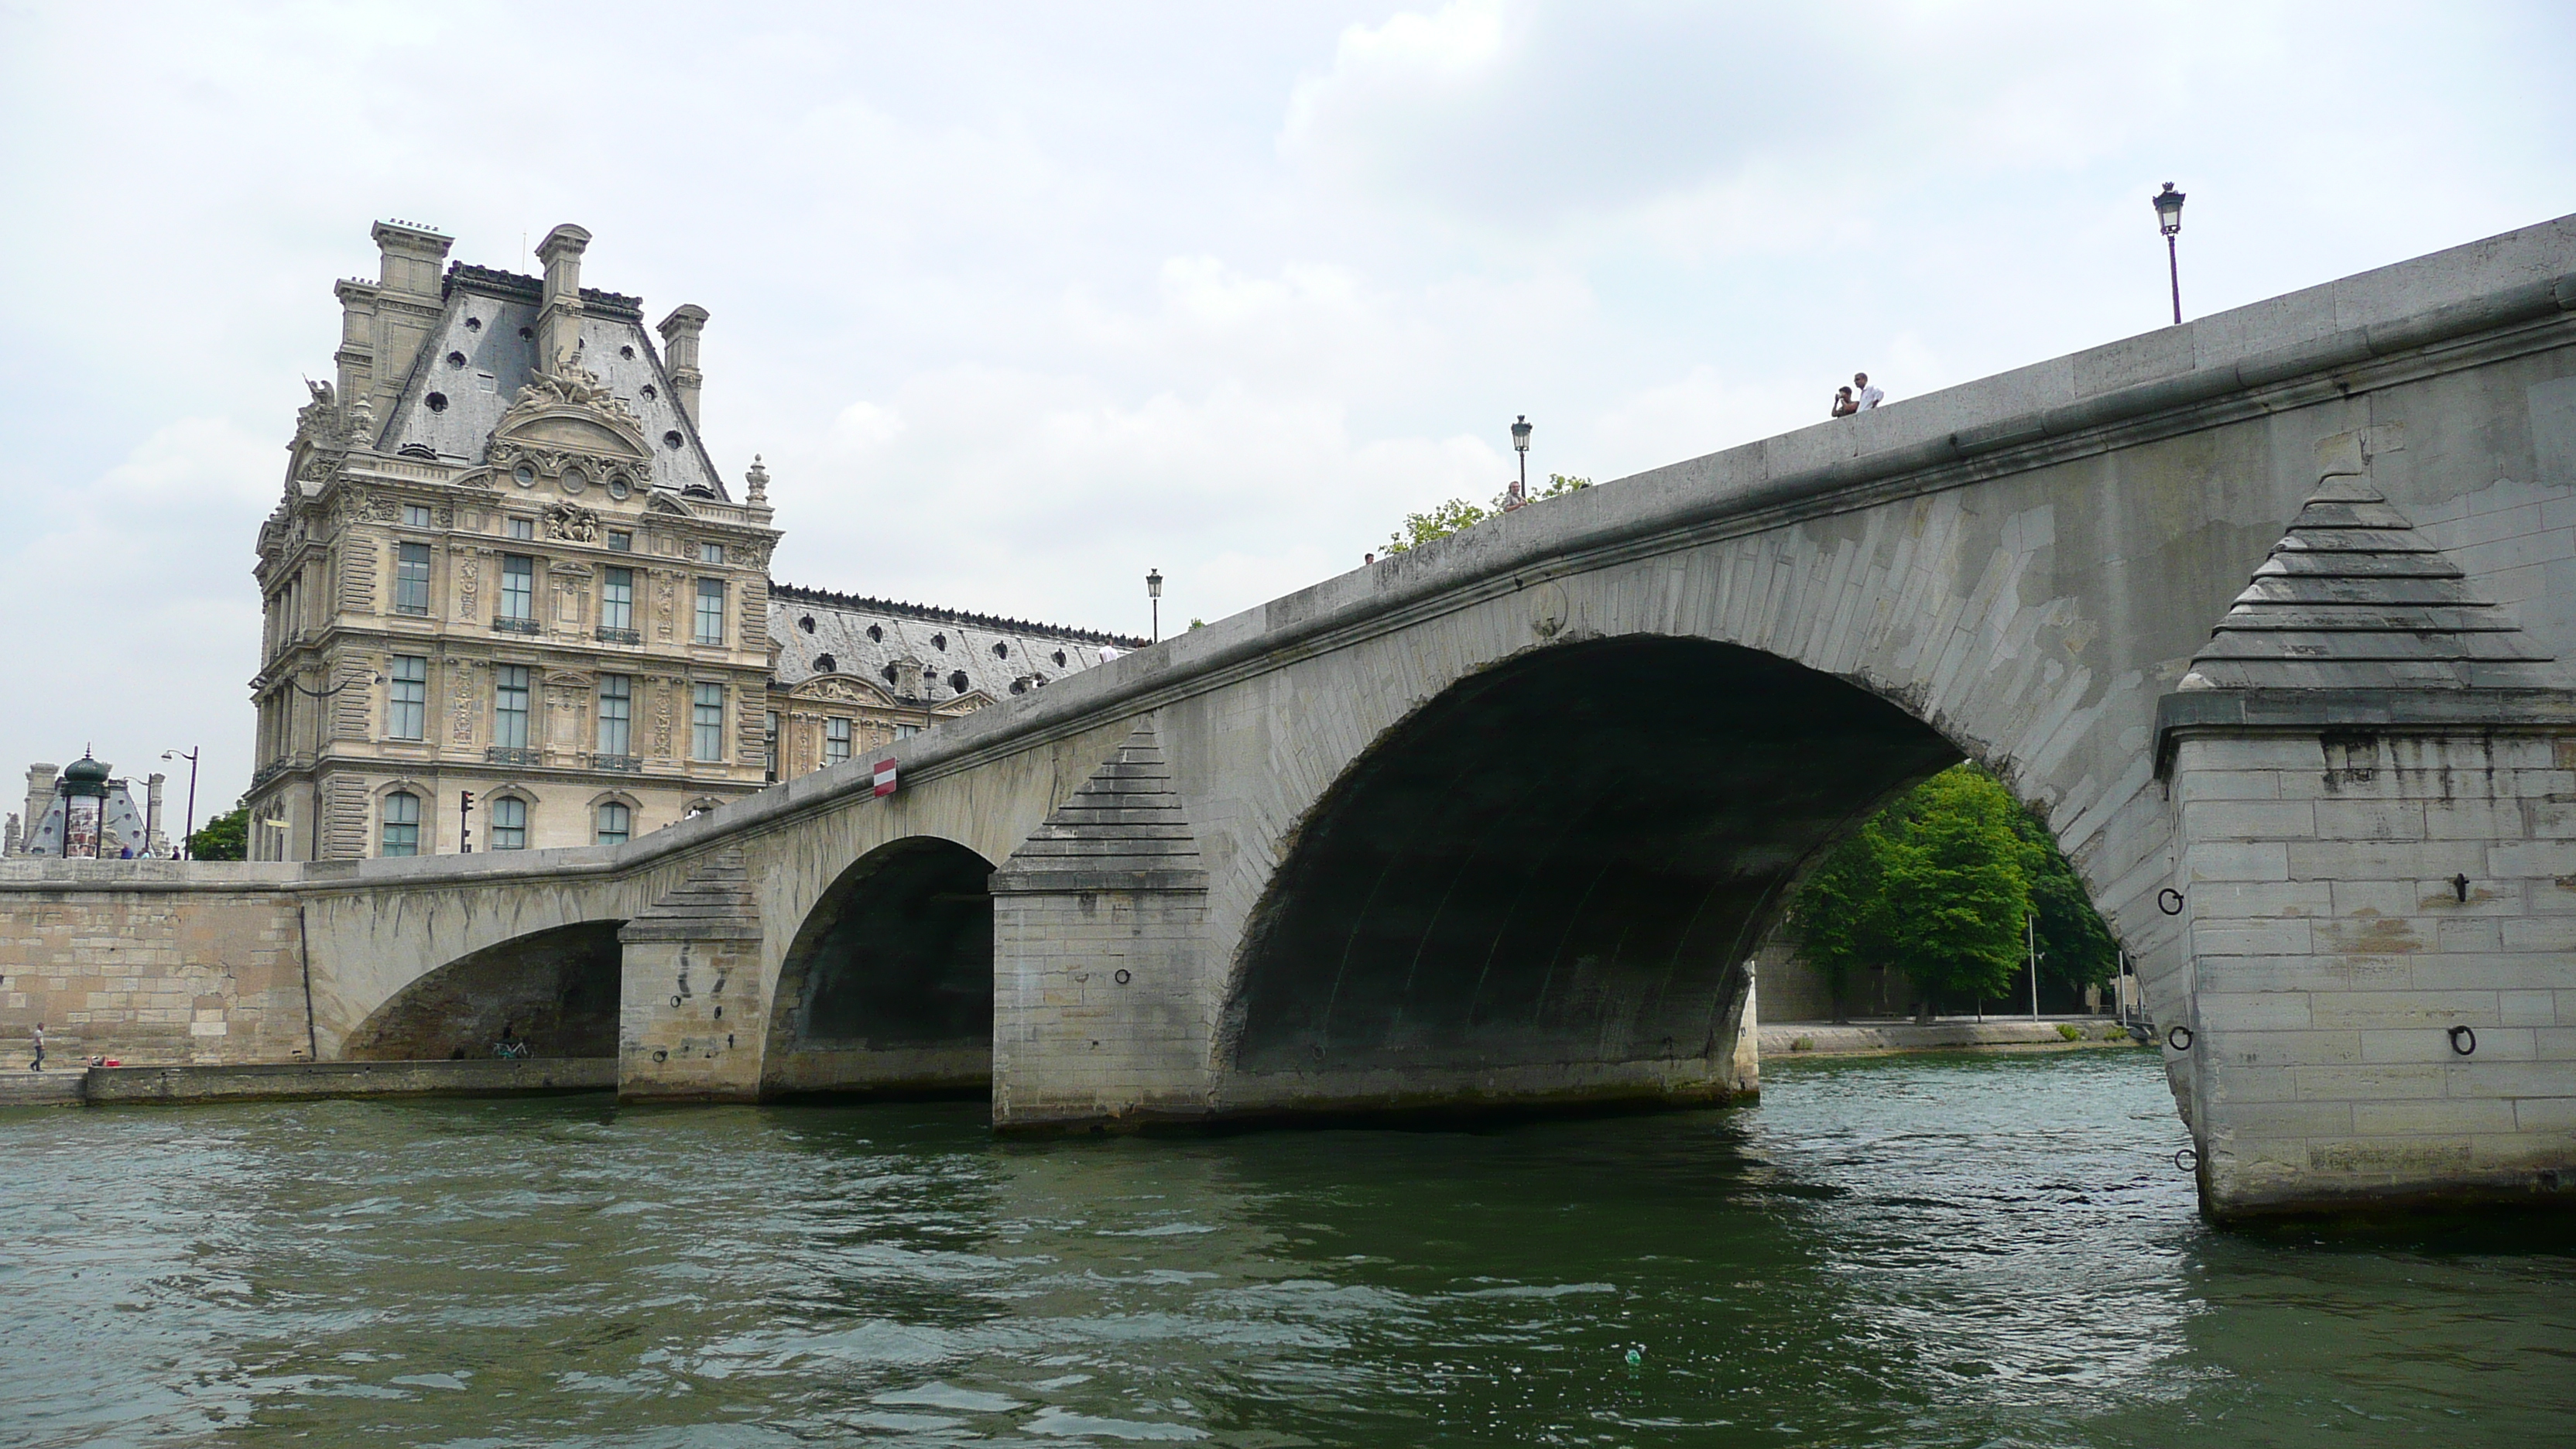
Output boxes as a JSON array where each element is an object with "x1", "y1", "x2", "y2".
[{"x1": 1624, "y1": 1347, "x2": 1643, "y2": 1368}]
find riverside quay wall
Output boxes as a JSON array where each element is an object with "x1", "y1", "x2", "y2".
[{"x1": 8, "y1": 214, "x2": 2576, "y2": 1221}]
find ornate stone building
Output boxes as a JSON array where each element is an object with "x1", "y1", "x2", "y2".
[{"x1": 248, "y1": 221, "x2": 1135, "y2": 862}]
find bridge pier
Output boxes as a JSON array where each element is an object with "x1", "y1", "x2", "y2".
[{"x1": 617, "y1": 847, "x2": 766, "y2": 1101}]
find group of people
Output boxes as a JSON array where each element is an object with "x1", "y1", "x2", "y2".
[{"x1": 1830, "y1": 371, "x2": 1883, "y2": 418}]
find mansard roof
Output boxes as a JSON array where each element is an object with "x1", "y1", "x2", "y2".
[
  {"x1": 369, "y1": 263, "x2": 727, "y2": 498},
  {"x1": 2180, "y1": 473, "x2": 2565, "y2": 692},
  {"x1": 769, "y1": 582, "x2": 1145, "y2": 704}
]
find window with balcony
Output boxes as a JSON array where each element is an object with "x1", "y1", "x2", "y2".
[
  {"x1": 598, "y1": 566, "x2": 635, "y2": 642},
  {"x1": 491, "y1": 796, "x2": 527, "y2": 851},
  {"x1": 694, "y1": 578, "x2": 724, "y2": 644},
  {"x1": 494, "y1": 665, "x2": 531, "y2": 749},
  {"x1": 393, "y1": 542, "x2": 432, "y2": 615},
  {"x1": 594, "y1": 801, "x2": 630, "y2": 847},
  {"x1": 597, "y1": 673, "x2": 632, "y2": 759},
  {"x1": 381, "y1": 791, "x2": 420, "y2": 857},
  {"x1": 691, "y1": 683, "x2": 724, "y2": 761},
  {"x1": 825, "y1": 717, "x2": 853, "y2": 766},
  {"x1": 389, "y1": 655, "x2": 427, "y2": 740}
]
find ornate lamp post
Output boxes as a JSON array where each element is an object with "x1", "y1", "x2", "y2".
[
  {"x1": 1509, "y1": 415, "x2": 1533, "y2": 505},
  {"x1": 2153, "y1": 183, "x2": 2187, "y2": 325},
  {"x1": 1146, "y1": 568, "x2": 1163, "y2": 643},
  {"x1": 161, "y1": 747, "x2": 199, "y2": 859}
]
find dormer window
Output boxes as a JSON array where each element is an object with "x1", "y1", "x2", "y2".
[{"x1": 814, "y1": 653, "x2": 836, "y2": 673}]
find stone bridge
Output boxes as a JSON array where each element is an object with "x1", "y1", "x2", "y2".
[{"x1": 9, "y1": 216, "x2": 2576, "y2": 1220}]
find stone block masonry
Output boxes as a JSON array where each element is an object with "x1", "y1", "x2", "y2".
[
  {"x1": 0, "y1": 863, "x2": 310, "y2": 1065},
  {"x1": 2172, "y1": 728, "x2": 2576, "y2": 1213}
]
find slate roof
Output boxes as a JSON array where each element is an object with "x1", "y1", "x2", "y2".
[
  {"x1": 371, "y1": 264, "x2": 728, "y2": 498},
  {"x1": 2180, "y1": 475, "x2": 2565, "y2": 692},
  {"x1": 769, "y1": 583, "x2": 1147, "y2": 704}
]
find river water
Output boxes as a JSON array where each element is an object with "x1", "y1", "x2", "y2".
[{"x1": 2, "y1": 1048, "x2": 2568, "y2": 1447}]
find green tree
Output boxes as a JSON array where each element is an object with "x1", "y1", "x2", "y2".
[
  {"x1": 1381, "y1": 474, "x2": 1592, "y2": 554},
  {"x1": 2009, "y1": 806, "x2": 2118, "y2": 993},
  {"x1": 188, "y1": 803, "x2": 248, "y2": 862},
  {"x1": 1788, "y1": 764, "x2": 2033, "y2": 1020}
]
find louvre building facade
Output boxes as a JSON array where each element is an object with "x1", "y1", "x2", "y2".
[{"x1": 245, "y1": 221, "x2": 1135, "y2": 862}]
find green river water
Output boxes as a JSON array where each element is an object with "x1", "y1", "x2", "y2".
[{"x1": 2, "y1": 1048, "x2": 2568, "y2": 1447}]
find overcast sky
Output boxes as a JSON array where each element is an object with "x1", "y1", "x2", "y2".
[{"x1": 2, "y1": 2, "x2": 2570, "y2": 823}]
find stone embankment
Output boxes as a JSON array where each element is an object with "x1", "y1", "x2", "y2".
[
  {"x1": 1762, "y1": 1018, "x2": 2143, "y2": 1060},
  {"x1": 0, "y1": 1059, "x2": 613, "y2": 1107}
]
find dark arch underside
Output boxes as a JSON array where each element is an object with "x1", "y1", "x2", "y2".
[
  {"x1": 348, "y1": 920, "x2": 622, "y2": 1060},
  {"x1": 764, "y1": 837, "x2": 995, "y2": 1095},
  {"x1": 1229, "y1": 636, "x2": 1959, "y2": 1088}
]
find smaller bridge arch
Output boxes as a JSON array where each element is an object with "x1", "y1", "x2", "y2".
[
  {"x1": 345, "y1": 918, "x2": 625, "y2": 1060},
  {"x1": 762, "y1": 835, "x2": 999, "y2": 1097}
]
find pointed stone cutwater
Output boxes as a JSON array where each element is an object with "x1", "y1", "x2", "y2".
[
  {"x1": 621, "y1": 844, "x2": 762, "y2": 941},
  {"x1": 2179, "y1": 471, "x2": 2565, "y2": 694},
  {"x1": 994, "y1": 721, "x2": 1205, "y2": 891}
]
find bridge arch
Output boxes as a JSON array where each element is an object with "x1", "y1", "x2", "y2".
[
  {"x1": 1220, "y1": 634, "x2": 2016, "y2": 1113},
  {"x1": 344, "y1": 918, "x2": 625, "y2": 1060},
  {"x1": 762, "y1": 835, "x2": 997, "y2": 1097}
]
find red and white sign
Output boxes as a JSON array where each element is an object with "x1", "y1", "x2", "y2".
[{"x1": 872, "y1": 759, "x2": 899, "y2": 797}]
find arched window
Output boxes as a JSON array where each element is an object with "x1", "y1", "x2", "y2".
[
  {"x1": 595, "y1": 800, "x2": 631, "y2": 847},
  {"x1": 491, "y1": 796, "x2": 529, "y2": 850},
  {"x1": 381, "y1": 791, "x2": 420, "y2": 857}
]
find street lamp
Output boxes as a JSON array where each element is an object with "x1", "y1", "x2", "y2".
[
  {"x1": 1509, "y1": 415, "x2": 1533, "y2": 505},
  {"x1": 1146, "y1": 568, "x2": 1163, "y2": 643},
  {"x1": 2153, "y1": 182, "x2": 2186, "y2": 326},
  {"x1": 161, "y1": 747, "x2": 200, "y2": 860}
]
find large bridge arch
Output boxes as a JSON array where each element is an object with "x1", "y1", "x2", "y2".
[
  {"x1": 1219, "y1": 635, "x2": 1968, "y2": 1112},
  {"x1": 761, "y1": 835, "x2": 999, "y2": 1097}
]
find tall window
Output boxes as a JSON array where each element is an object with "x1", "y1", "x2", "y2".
[
  {"x1": 500, "y1": 554, "x2": 534, "y2": 621},
  {"x1": 825, "y1": 717, "x2": 853, "y2": 766},
  {"x1": 381, "y1": 791, "x2": 420, "y2": 857},
  {"x1": 393, "y1": 542, "x2": 431, "y2": 615},
  {"x1": 691, "y1": 683, "x2": 724, "y2": 761},
  {"x1": 694, "y1": 578, "x2": 724, "y2": 644},
  {"x1": 601, "y1": 567, "x2": 633, "y2": 632},
  {"x1": 388, "y1": 655, "x2": 427, "y2": 740},
  {"x1": 764, "y1": 711, "x2": 780, "y2": 783},
  {"x1": 491, "y1": 796, "x2": 527, "y2": 850},
  {"x1": 595, "y1": 801, "x2": 631, "y2": 847},
  {"x1": 597, "y1": 673, "x2": 632, "y2": 755},
  {"x1": 494, "y1": 665, "x2": 531, "y2": 748}
]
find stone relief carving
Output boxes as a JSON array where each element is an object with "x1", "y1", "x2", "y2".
[
  {"x1": 543, "y1": 502, "x2": 600, "y2": 543},
  {"x1": 450, "y1": 660, "x2": 478, "y2": 744},
  {"x1": 653, "y1": 573, "x2": 677, "y2": 639},
  {"x1": 455, "y1": 555, "x2": 480, "y2": 619}
]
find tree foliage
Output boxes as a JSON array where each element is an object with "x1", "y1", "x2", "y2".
[
  {"x1": 188, "y1": 803, "x2": 248, "y2": 862},
  {"x1": 1787, "y1": 764, "x2": 2115, "y2": 1012},
  {"x1": 1382, "y1": 474, "x2": 1592, "y2": 554}
]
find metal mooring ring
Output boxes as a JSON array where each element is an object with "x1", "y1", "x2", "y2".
[
  {"x1": 2174, "y1": 1147, "x2": 2200, "y2": 1173},
  {"x1": 2167, "y1": 1025, "x2": 2194, "y2": 1052},
  {"x1": 2156, "y1": 888, "x2": 2185, "y2": 916},
  {"x1": 1114, "y1": 968, "x2": 1132, "y2": 985},
  {"x1": 2448, "y1": 1024, "x2": 2478, "y2": 1056}
]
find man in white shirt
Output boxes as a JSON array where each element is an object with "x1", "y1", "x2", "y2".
[
  {"x1": 1853, "y1": 372, "x2": 1884, "y2": 409},
  {"x1": 1098, "y1": 643, "x2": 1124, "y2": 663}
]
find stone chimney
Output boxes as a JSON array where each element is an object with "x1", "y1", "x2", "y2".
[
  {"x1": 893, "y1": 657, "x2": 924, "y2": 700},
  {"x1": 657, "y1": 304, "x2": 709, "y2": 427},
  {"x1": 536, "y1": 223, "x2": 594, "y2": 375},
  {"x1": 146, "y1": 772, "x2": 167, "y2": 857},
  {"x1": 24, "y1": 763, "x2": 57, "y2": 840},
  {"x1": 337, "y1": 220, "x2": 453, "y2": 420}
]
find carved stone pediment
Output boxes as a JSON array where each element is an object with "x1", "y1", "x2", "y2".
[
  {"x1": 645, "y1": 491, "x2": 695, "y2": 517},
  {"x1": 488, "y1": 361, "x2": 649, "y2": 469},
  {"x1": 790, "y1": 673, "x2": 896, "y2": 707}
]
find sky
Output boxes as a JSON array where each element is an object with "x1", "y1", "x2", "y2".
[{"x1": 2, "y1": 1, "x2": 2571, "y2": 824}]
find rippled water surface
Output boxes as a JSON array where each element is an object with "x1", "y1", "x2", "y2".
[{"x1": 2, "y1": 1049, "x2": 2570, "y2": 1447}]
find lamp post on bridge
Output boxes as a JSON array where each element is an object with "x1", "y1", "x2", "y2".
[
  {"x1": 1146, "y1": 568, "x2": 1163, "y2": 644},
  {"x1": 1509, "y1": 415, "x2": 1532, "y2": 507},
  {"x1": 160, "y1": 747, "x2": 199, "y2": 859},
  {"x1": 2153, "y1": 182, "x2": 2187, "y2": 326}
]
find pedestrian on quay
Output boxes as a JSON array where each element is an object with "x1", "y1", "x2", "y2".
[
  {"x1": 27, "y1": 1022, "x2": 44, "y2": 1072},
  {"x1": 1853, "y1": 372, "x2": 1884, "y2": 409}
]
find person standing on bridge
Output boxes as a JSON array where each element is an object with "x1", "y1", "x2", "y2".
[
  {"x1": 1853, "y1": 372, "x2": 1884, "y2": 409},
  {"x1": 1831, "y1": 385, "x2": 1858, "y2": 418}
]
